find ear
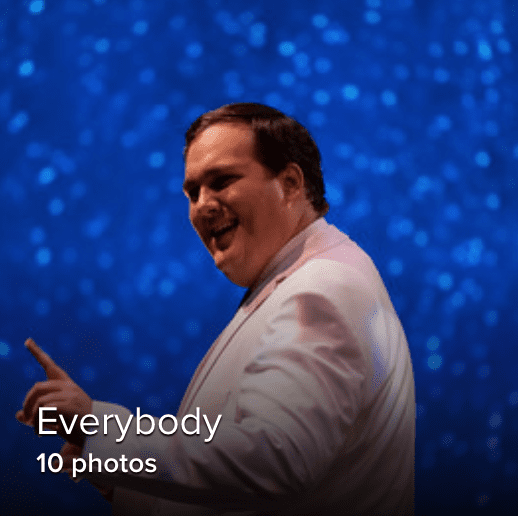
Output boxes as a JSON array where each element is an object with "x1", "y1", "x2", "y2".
[{"x1": 277, "y1": 163, "x2": 305, "y2": 202}]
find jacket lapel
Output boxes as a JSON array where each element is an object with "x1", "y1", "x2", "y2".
[{"x1": 177, "y1": 222, "x2": 349, "y2": 415}]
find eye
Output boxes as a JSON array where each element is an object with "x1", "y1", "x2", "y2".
[
  {"x1": 211, "y1": 175, "x2": 235, "y2": 191},
  {"x1": 186, "y1": 186, "x2": 199, "y2": 202}
]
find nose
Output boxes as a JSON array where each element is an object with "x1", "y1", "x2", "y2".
[{"x1": 191, "y1": 186, "x2": 221, "y2": 220}]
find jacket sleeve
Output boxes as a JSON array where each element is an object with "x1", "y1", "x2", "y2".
[{"x1": 82, "y1": 260, "x2": 377, "y2": 511}]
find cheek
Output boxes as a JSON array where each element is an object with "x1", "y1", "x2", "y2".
[
  {"x1": 240, "y1": 203, "x2": 269, "y2": 235},
  {"x1": 189, "y1": 212, "x2": 198, "y2": 231},
  {"x1": 233, "y1": 184, "x2": 281, "y2": 233},
  {"x1": 190, "y1": 214, "x2": 205, "y2": 239}
]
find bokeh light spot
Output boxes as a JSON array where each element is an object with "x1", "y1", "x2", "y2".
[
  {"x1": 158, "y1": 279, "x2": 176, "y2": 297},
  {"x1": 30, "y1": 227, "x2": 45, "y2": 245},
  {"x1": 485, "y1": 193, "x2": 500, "y2": 210},
  {"x1": 434, "y1": 68, "x2": 450, "y2": 83},
  {"x1": 48, "y1": 198, "x2": 65, "y2": 216},
  {"x1": 342, "y1": 84, "x2": 360, "y2": 101},
  {"x1": 38, "y1": 166, "x2": 56, "y2": 185},
  {"x1": 322, "y1": 28, "x2": 349, "y2": 45},
  {"x1": 249, "y1": 23, "x2": 267, "y2": 48},
  {"x1": 497, "y1": 39, "x2": 511, "y2": 53},
  {"x1": 313, "y1": 89, "x2": 330, "y2": 105},
  {"x1": 314, "y1": 57, "x2": 332, "y2": 73},
  {"x1": 279, "y1": 72, "x2": 295, "y2": 87},
  {"x1": 454, "y1": 41, "x2": 468, "y2": 55},
  {"x1": 438, "y1": 273, "x2": 453, "y2": 291},
  {"x1": 388, "y1": 258, "x2": 403, "y2": 276},
  {"x1": 278, "y1": 41, "x2": 296, "y2": 57},
  {"x1": 94, "y1": 38, "x2": 110, "y2": 53},
  {"x1": 426, "y1": 336, "x2": 440, "y2": 351},
  {"x1": 19, "y1": 60, "x2": 35, "y2": 76},
  {"x1": 312, "y1": 14, "x2": 329, "y2": 29},
  {"x1": 428, "y1": 42, "x2": 443, "y2": 58},
  {"x1": 0, "y1": 341, "x2": 10, "y2": 357},
  {"x1": 475, "y1": 151, "x2": 491, "y2": 167},
  {"x1": 428, "y1": 354, "x2": 443, "y2": 370},
  {"x1": 8, "y1": 112, "x2": 29, "y2": 133},
  {"x1": 29, "y1": 1, "x2": 45, "y2": 14},
  {"x1": 140, "y1": 355, "x2": 157, "y2": 372},
  {"x1": 478, "y1": 41, "x2": 492, "y2": 60},
  {"x1": 98, "y1": 299, "x2": 115, "y2": 317},
  {"x1": 148, "y1": 151, "x2": 165, "y2": 168},
  {"x1": 381, "y1": 90, "x2": 397, "y2": 106},
  {"x1": 414, "y1": 231, "x2": 428, "y2": 247},
  {"x1": 36, "y1": 247, "x2": 52, "y2": 266},
  {"x1": 488, "y1": 412, "x2": 502, "y2": 429},
  {"x1": 326, "y1": 182, "x2": 343, "y2": 206},
  {"x1": 81, "y1": 366, "x2": 97, "y2": 382},
  {"x1": 477, "y1": 364, "x2": 491, "y2": 379},
  {"x1": 186, "y1": 42, "x2": 203, "y2": 58},
  {"x1": 451, "y1": 361, "x2": 465, "y2": 376},
  {"x1": 133, "y1": 20, "x2": 149, "y2": 35},
  {"x1": 364, "y1": 10, "x2": 381, "y2": 24},
  {"x1": 483, "y1": 310, "x2": 498, "y2": 327}
]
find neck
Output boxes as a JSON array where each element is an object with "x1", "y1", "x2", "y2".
[
  {"x1": 289, "y1": 209, "x2": 320, "y2": 242},
  {"x1": 247, "y1": 211, "x2": 320, "y2": 291}
]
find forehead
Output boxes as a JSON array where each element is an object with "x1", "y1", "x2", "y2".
[{"x1": 184, "y1": 123, "x2": 256, "y2": 172}]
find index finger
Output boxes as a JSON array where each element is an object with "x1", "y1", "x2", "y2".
[{"x1": 24, "y1": 338, "x2": 57, "y2": 373}]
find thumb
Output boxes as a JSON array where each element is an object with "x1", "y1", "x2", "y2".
[{"x1": 24, "y1": 338, "x2": 69, "y2": 380}]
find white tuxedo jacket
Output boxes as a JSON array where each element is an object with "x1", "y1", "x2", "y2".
[{"x1": 84, "y1": 218, "x2": 415, "y2": 515}]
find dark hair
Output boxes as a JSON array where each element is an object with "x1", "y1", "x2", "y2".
[{"x1": 184, "y1": 103, "x2": 329, "y2": 216}]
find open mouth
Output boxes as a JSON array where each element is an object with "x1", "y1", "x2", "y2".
[
  {"x1": 210, "y1": 219, "x2": 239, "y2": 250},
  {"x1": 211, "y1": 219, "x2": 239, "y2": 238}
]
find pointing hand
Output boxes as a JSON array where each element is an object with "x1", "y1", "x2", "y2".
[{"x1": 16, "y1": 338, "x2": 92, "y2": 448}]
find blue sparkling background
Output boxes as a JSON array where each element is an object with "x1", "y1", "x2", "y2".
[{"x1": 1, "y1": 1, "x2": 517, "y2": 514}]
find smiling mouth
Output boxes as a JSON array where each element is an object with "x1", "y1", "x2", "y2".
[
  {"x1": 211, "y1": 219, "x2": 238, "y2": 238},
  {"x1": 209, "y1": 219, "x2": 239, "y2": 250}
]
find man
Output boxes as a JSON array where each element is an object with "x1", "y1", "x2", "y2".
[{"x1": 17, "y1": 103, "x2": 415, "y2": 515}]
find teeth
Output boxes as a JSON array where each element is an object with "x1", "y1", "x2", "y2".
[
  {"x1": 216, "y1": 224, "x2": 232, "y2": 232},
  {"x1": 212, "y1": 220, "x2": 237, "y2": 236}
]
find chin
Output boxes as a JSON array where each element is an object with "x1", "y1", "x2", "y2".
[
  {"x1": 213, "y1": 248, "x2": 257, "y2": 287},
  {"x1": 220, "y1": 267, "x2": 248, "y2": 287},
  {"x1": 227, "y1": 276, "x2": 249, "y2": 288},
  {"x1": 218, "y1": 264, "x2": 252, "y2": 288},
  {"x1": 214, "y1": 255, "x2": 238, "y2": 283}
]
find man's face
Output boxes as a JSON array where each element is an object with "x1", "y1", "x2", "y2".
[{"x1": 184, "y1": 123, "x2": 295, "y2": 288}]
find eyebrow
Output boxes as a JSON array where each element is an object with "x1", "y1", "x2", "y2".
[{"x1": 182, "y1": 165, "x2": 239, "y2": 194}]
